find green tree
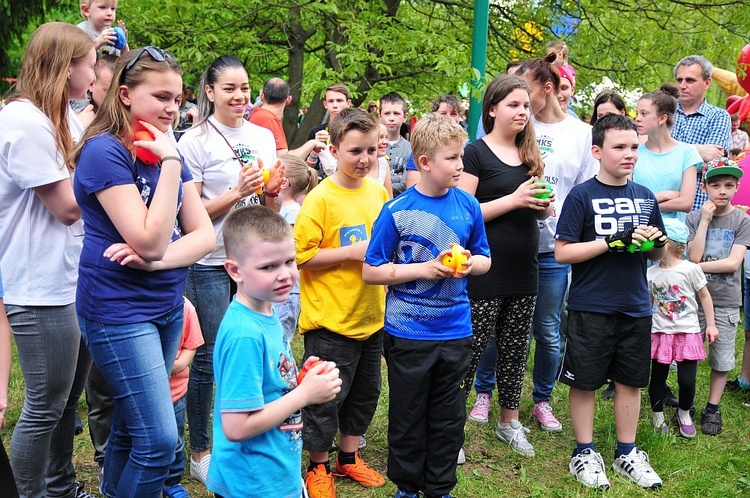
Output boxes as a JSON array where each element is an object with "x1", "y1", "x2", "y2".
[
  {"x1": 121, "y1": 0, "x2": 478, "y2": 146},
  {"x1": 0, "y1": 0, "x2": 52, "y2": 79},
  {"x1": 4, "y1": 0, "x2": 748, "y2": 135},
  {"x1": 537, "y1": 0, "x2": 749, "y2": 110}
]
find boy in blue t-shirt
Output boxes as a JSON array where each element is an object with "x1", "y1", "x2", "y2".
[
  {"x1": 207, "y1": 206, "x2": 342, "y2": 498},
  {"x1": 363, "y1": 114, "x2": 491, "y2": 498},
  {"x1": 555, "y1": 114, "x2": 666, "y2": 491}
]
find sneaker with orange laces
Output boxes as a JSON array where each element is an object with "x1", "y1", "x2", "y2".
[
  {"x1": 334, "y1": 452, "x2": 385, "y2": 487},
  {"x1": 306, "y1": 464, "x2": 336, "y2": 498}
]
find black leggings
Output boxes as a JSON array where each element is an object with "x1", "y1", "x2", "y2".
[
  {"x1": 648, "y1": 359, "x2": 697, "y2": 412},
  {"x1": 462, "y1": 295, "x2": 536, "y2": 410}
]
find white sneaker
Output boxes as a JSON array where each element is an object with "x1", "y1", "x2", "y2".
[
  {"x1": 190, "y1": 453, "x2": 211, "y2": 485},
  {"x1": 612, "y1": 448, "x2": 662, "y2": 488},
  {"x1": 495, "y1": 419, "x2": 535, "y2": 457},
  {"x1": 457, "y1": 447, "x2": 466, "y2": 465},
  {"x1": 569, "y1": 448, "x2": 610, "y2": 489}
]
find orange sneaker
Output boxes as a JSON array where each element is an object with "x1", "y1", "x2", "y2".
[
  {"x1": 334, "y1": 452, "x2": 386, "y2": 488},
  {"x1": 305, "y1": 464, "x2": 336, "y2": 498}
]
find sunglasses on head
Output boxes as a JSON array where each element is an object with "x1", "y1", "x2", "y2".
[{"x1": 121, "y1": 46, "x2": 170, "y2": 80}]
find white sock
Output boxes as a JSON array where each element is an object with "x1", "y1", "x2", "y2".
[
  {"x1": 652, "y1": 411, "x2": 665, "y2": 426},
  {"x1": 678, "y1": 408, "x2": 692, "y2": 425}
]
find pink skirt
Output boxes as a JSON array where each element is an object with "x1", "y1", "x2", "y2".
[{"x1": 651, "y1": 332, "x2": 706, "y2": 365}]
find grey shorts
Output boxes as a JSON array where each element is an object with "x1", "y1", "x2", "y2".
[{"x1": 699, "y1": 307, "x2": 739, "y2": 372}]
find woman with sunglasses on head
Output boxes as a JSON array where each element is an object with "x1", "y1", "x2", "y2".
[
  {"x1": 175, "y1": 55, "x2": 282, "y2": 485},
  {"x1": 70, "y1": 46, "x2": 215, "y2": 497},
  {"x1": 0, "y1": 22, "x2": 95, "y2": 497}
]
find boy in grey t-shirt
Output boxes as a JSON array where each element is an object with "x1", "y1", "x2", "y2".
[
  {"x1": 686, "y1": 158, "x2": 750, "y2": 435},
  {"x1": 380, "y1": 92, "x2": 412, "y2": 196}
]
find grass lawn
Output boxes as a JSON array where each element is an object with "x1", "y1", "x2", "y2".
[{"x1": 3, "y1": 331, "x2": 750, "y2": 497}]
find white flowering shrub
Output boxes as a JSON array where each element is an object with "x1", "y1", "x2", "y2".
[{"x1": 573, "y1": 76, "x2": 644, "y2": 118}]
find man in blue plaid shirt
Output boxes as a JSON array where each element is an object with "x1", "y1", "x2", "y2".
[{"x1": 670, "y1": 55, "x2": 731, "y2": 211}]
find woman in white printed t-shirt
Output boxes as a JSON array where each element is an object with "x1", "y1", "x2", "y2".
[
  {"x1": 175, "y1": 54, "x2": 283, "y2": 483},
  {"x1": 512, "y1": 54, "x2": 600, "y2": 433}
]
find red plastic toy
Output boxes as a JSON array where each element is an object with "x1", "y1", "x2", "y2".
[
  {"x1": 297, "y1": 360, "x2": 325, "y2": 385},
  {"x1": 133, "y1": 130, "x2": 160, "y2": 165}
]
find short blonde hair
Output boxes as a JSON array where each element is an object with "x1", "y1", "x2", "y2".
[
  {"x1": 410, "y1": 114, "x2": 467, "y2": 166},
  {"x1": 668, "y1": 239, "x2": 686, "y2": 257},
  {"x1": 81, "y1": 0, "x2": 117, "y2": 11},
  {"x1": 546, "y1": 40, "x2": 569, "y2": 57},
  {"x1": 223, "y1": 206, "x2": 292, "y2": 262}
]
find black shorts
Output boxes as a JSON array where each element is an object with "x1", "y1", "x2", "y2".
[
  {"x1": 559, "y1": 310, "x2": 651, "y2": 391},
  {"x1": 301, "y1": 328, "x2": 383, "y2": 452}
]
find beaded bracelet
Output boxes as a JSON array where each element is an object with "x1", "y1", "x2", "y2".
[{"x1": 160, "y1": 155, "x2": 182, "y2": 164}]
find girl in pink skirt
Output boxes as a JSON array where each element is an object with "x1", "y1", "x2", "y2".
[{"x1": 647, "y1": 218, "x2": 719, "y2": 437}]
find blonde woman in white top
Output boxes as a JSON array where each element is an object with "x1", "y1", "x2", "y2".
[{"x1": 0, "y1": 23, "x2": 95, "y2": 497}]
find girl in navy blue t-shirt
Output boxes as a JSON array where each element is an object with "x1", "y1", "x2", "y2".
[{"x1": 70, "y1": 47, "x2": 214, "y2": 497}]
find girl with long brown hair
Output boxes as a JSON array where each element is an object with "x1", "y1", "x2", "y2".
[{"x1": 458, "y1": 74, "x2": 553, "y2": 457}]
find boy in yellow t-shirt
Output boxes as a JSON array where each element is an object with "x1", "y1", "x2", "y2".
[{"x1": 294, "y1": 108, "x2": 388, "y2": 498}]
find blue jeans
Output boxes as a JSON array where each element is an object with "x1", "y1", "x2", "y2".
[
  {"x1": 273, "y1": 287, "x2": 300, "y2": 344},
  {"x1": 166, "y1": 396, "x2": 186, "y2": 487},
  {"x1": 6, "y1": 304, "x2": 91, "y2": 498},
  {"x1": 531, "y1": 252, "x2": 570, "y2": 403},
  {"x1": 185, "y1": 264, "x2": 231, "y2": 453},
  {"x1": 79, "y1": 305, "x2": 183, "y2": 498},
  {"x1": 474, "y1": 329, "x2": 497, "y2": 395}
]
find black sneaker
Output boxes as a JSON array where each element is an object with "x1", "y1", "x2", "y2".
[
  {"x1": 725, "y1": 378, "x2": 750, "y2": 392},
  {"x1": 701, "y1": 409, "x2": 722, "y2": 436},
  {"x1": 601, "y1": 381, "x2": 615, "y2": 400},
  {"x1": 75, "y1": 481, "x2": 95, "y2": 498},
  {"x1": 74, "y1": 412, "x2": 84, "y2": 435},
  {"x1": 664, "y1": 384, "x2": 679, "y2": 408}
]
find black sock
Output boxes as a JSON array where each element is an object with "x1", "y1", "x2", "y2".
[
  {"x1": 337, "y1": 450, "x2": 356, "y2": 466},
  {"x1": 704, "y1": 402, "x2": 719, "y2": 414},
  {"x1": 308, "y1": 460, "x2": 331, "y2": 473}
]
